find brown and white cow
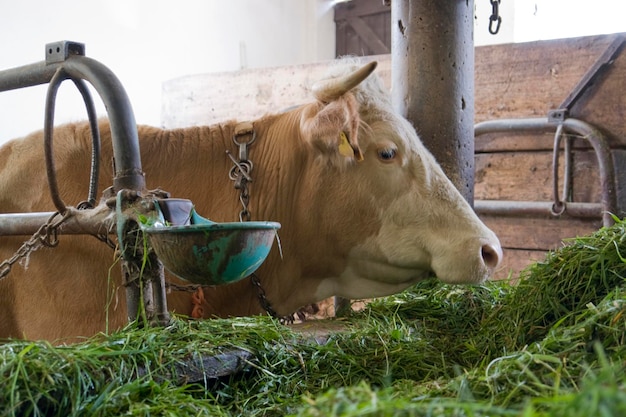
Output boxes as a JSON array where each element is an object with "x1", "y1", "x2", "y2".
[{"x1": 0, "y1": 61, "x2": 502, "y2": 341}]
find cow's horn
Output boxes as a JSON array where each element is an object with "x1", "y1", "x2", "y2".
[{"x1": 312, "y1": 61, "x2": 378, "y2": 102}]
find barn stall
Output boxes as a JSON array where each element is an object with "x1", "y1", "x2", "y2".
[{"x1": 1, "y1": 5, "x2": 626, "y2": 417}]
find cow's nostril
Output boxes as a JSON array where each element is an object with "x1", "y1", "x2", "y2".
[{"x1": 481, "y1": 243, "x2": 501, "y2": 270}]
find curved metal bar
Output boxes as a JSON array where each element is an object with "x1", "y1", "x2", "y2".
[
  {"x1": 72, "y1": 78, "x2": 101, "y2": 208},
  {"x1": 474, "y1": 117, "x2": 617, "y2": 226},
  {"x1": 60, "y1": 55, "x2": 145, "y2": 192},
  {"x1": 43, "y1": 68, "x2": 69, "y2": 214},
  {"x1": 0, "y1": 54, "x2": 145, "y2": 193},
  {"x1": 551, "y1": 123, "x2": 565, "y2": 216},
  {"x1": 562, "y1": 118, "x2": 617, "y2": 226},
  {"x1": 562, "y1": 134, "x2": 573, "y2": 203},
  {"x1": 43, "y1": 72, "x2": 104, "y2": 213}
]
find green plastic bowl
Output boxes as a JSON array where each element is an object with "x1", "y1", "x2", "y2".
[{"x1": 142, "y1": 199, "x2": 280, "y2": 285}]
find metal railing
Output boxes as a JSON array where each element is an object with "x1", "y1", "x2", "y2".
[
  {"x1": 0, "y1": 41, "x2": 168, "y2": 326},
  {"x1": 474, "y1": 117, "x2": 617, "y2": 227}
]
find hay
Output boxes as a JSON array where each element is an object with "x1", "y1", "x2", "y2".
[{"x1": 1, "y1": 218, "x2": 625, "y2": 416}]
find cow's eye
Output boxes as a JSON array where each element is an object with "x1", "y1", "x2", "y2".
[{"x1": 377, "y1": 148, "x2": 397, "y2": 162}]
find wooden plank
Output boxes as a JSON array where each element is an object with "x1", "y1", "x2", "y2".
[
  {"x1": 475, "y1": 36, "x2": 611, "y2": 122},
  {"x1": 493, "y1": 248, "x2": 549, "y2": 282},
  {"x1": 475, "y1": 150, "x2": 601, "y2": 202},
  {"x1": 479, "y1": 215, "x2": 602, "y2": 251},
  {"x1": 572, "y1": 38, "x2": 626, "y2": 148},
  {"x1": 475, "y1": 34, "x2": 626, "y2": 147}
]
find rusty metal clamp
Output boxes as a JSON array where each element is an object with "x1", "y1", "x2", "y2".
[{"x1": 232, "y1": 122, "x2": 256, "y2": 162}]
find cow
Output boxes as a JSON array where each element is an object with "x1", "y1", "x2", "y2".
[{"x1": 0, "y1": 61, "x2": 502, "y2": 342}]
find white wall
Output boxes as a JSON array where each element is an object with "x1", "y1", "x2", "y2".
[{"x1": 0, "y1": 0, "x2": 336, "y2": 144}]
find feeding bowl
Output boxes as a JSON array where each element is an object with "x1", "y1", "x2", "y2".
[{"x1": 141, "y1": 199, "x2": 280, "y2": 285}]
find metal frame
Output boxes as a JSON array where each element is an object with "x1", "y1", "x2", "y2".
[
  {"x1": 0, "y1": 41, "x2": 169, "y2": 326},
  {"x1": 474, "y1": 117, "x2": 617, "y2": 227}
]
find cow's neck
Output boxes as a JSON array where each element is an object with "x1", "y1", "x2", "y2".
[{"x1": 242, "y1": 113, "x2": 360, "y2": 316}]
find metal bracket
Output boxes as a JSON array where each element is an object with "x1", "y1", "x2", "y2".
[
  {"x1": 45, "y1": 41, "x2": 85, "y2": 64},
  {"x1": 547, "y1": 108, "x2": 568, "y2": 124}
]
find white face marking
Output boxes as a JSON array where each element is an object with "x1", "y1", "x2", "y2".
[{"x1": 315, "y1": 112, "x2": 502, "y2": 299}]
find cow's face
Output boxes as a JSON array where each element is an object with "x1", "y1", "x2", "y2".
[{"x1": 300, "y1": 61, "x2": 502, "y2": 300}]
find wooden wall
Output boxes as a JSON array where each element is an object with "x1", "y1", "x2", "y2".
[
  {"x1": 161, "y1": 33, "x2": 626, "y2": 280},
  {"x1": 474, "y1": 34, "x2": 626, "y2": 278}
]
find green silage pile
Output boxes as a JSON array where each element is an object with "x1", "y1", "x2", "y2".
[{"x1": 2, "y1": 218, "x2": 625, "y2": 416}]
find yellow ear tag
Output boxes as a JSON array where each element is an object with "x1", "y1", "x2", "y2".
[{"x1": 338, "y1": 131, "x2": 355, "y2": 158}]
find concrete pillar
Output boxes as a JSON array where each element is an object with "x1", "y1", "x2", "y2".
[{"x1": 391, "y1": 0, "x2": 475, "y2": 203}]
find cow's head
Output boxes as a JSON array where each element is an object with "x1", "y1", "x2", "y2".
[{"x1": 296, "y1": 60, "x2": 502, "y2": 300}]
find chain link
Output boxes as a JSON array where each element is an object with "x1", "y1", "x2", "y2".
[
  {"x1": 227, "y1": 126, "x2": 255, "y2": 222},
  {"x1": 227, "y1": 154, "x2": 253, "y2": 222},
  {"x1": 250, "y1": 273, "x2": 295, "y2": 324},
  {"x1": 0, "y1": 211, "x2": 68, "y2": 281},
  {"x1": 489, "y1": 0, "x2": 502, "y2": 35}
]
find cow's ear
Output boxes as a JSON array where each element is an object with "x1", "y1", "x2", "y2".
[{"x1": 299, "y1": 93, "x2": 363, "y2": 163}]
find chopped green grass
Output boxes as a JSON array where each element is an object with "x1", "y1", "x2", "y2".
[{"x1": 2, "y1": 218, "x2": 625, "y2": 416}]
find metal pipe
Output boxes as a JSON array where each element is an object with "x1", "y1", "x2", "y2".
[
  {"x1": 60, "y1": 56, "x2": 144, "y2": 192},
  {"x1": 474, "y1": 117, "x2": 617, "y2": 226},
  {"x1": 475, "y1": 118, "x2": 554, "y2": 136},
  {"x1": 0, "y1": 55, "x2": 144, "y2": 193},
  {"x1": 0, "y1": 62, "x2": 58, "y2": 91},
  {"x1": 475, "y1": 200, "x2": 604, "y2": 219},
  {"x1": 391, "y1": 0, "x2": 475, "y2": 203},
  {"x1": 0, "y1": 211, "x2": 113, "y2": 236},
  {"x1": 0, "y1": 42, "x2": 165, "y2": 326}
]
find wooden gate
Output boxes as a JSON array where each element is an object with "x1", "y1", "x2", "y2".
[{"x1": 335, "y1": 0, "x2": 391, "y2": 57}]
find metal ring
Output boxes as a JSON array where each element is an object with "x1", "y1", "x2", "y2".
[
  {"x1": 232, "y1": 129, "x2": 257, "y2": 146},
  {"x1": 551, "y1": 201, "x2": 566, "y2": 216}
]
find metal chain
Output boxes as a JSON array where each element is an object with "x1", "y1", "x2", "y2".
[
  {"x1": 226, "y1": 125, "x2": 296, "y2": 323},
  {"x1": 250, "y1": 273, "x2": 295, "y2": 324},
  {"x1": 227, "y1": 125, "x2": 256, "y2": 222},
  {"x1": 0, "y1": 211, "x2": 68, "y2": 281},
  {"x1": 489, "y1": 0, "x2": 502, "y2": 35},
  {"x1": 227, "y1": 155, "x2": 253, "y2": 221}
]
